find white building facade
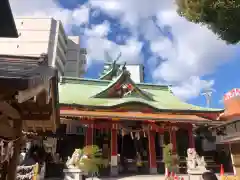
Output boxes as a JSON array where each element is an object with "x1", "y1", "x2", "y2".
[
  {"x1": 0, "y1": 17, "x2": 86, "y2": 77},
  {"x1": 65, "y1": 36, "x2": 86, "y2": 77},
  {"x1": 124, "y1": 64, "x2": 144, "y2": 83}
]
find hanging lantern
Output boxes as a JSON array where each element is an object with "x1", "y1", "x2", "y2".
[
  {"x1": 130, "y1": 132, "x2": 134, "y2": 139},
  {"x1": 137, "y1": 132, "x2": 140, "y2": 140},
  {"x1": 159, "y1": 134, "x2": 164, "y2": 147},
  {"x1": 143, "y1": 131, "x2": 146, "y2": 138},
  {"x1": 0, "y1": 140, "x2": 14, "y2": 163},
  {"x1": 121, "y1": 129, "x2": 125, "y2": 136},
  {"x1": 0, "y1": 140, "x2": 4, "y2": 159},
  {"x1": 172, "y1": 126, "x2": 179, "y2": 131}
]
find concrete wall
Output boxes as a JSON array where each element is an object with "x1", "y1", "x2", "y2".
[{"x1": 125, "y1": 64, "x2": 144, "y2": 83}]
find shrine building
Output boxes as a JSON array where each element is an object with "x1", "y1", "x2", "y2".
[{"x1": 58, "y1": 61, "x2": 224, "y2": 176}]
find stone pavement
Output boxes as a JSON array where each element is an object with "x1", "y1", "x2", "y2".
[
  {"x1": 85, "y1": 175, "x2": 194, "y2": 180},
  {"x1": 45, "y1": 175, "x2": 190, "y2": 180},
  {"x1": 46, "y1": 174, "x2": 225, "y2": 180}
]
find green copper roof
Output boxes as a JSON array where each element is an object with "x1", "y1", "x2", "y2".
[
  {"x1": 59, "y1": 76, "x2": 223, "y2": 113},
  {"x1": 94, "y1": 70, "x2": 154, "y2": 101}
]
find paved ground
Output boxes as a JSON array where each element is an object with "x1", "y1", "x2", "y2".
[
  {"x1": 87, "y1": 175, "x2": 196, "y2": 180},
  {"x1": 85, "y1": 174, "x2": 222, "y2": 180},
  {"x1": 46, "y1": 173, "x2": 231, "y2": 180},
  {"x1": 46, "y1": 175, "x2": 190, "y2": 180}
]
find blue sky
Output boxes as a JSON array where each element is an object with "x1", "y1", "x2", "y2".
[{"x1": 11, "y1": 0, "x2": 240, "y2": 109}]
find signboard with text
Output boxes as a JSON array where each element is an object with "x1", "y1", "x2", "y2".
[{"x1": 224, "y1": 88, "x2": 240, "y2": 101}]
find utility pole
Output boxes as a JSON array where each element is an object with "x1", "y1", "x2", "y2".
[{"x1": 201, "y1": 88, "x2": 215, "y2": 108}]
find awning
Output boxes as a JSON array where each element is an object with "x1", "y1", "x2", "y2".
[
  {"x1": 0, "y1": 54, "x2": 56, "y2": 90},
  {"x1": 0, "y1": 54, "x2": 59, "y2": 132},
  {"x1": 219, "y1": 132, "x2": 240, "y2": 144},
  {"x1": 215, "y1": 119, "x2": 240, "y2": 128},
  {"x1": 60, "y1": 109, "x2": 220, "y2": 124}
]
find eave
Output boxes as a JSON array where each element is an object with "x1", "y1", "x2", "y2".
[
  {"x1": 60, "y1": 109, "x2": 219, "y2": 125},
  {"x1": 60, "y1": 103, "x2": 223, "y2": 115},
  {"x1": 219, "y1": 132, "x2": 240, "y2": 144},
  {"x1": 0, "y1": 54, "x2": 59, "y2": 133}
]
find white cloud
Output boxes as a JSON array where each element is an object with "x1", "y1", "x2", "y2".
[
  {"x1": 89, "y1": 0, "x2": 239, "y2": 100},
  {"x1": 9, "y1": 0, "x2": 240, "y2": 101},
  {"x1": 85, "y1": 21, "x2": 111, "y2": 38},
  {"x1": 9, "y1": 0, "x2": 89, "y2": 33},
  {"x1": 171, "y1": 77, "x2": 214, "y2": 100},
  {"x1": 85, "y1": 36, "x2": 143, "y2": 67}
]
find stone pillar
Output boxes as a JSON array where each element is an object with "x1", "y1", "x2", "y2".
[
  {"x1": 188, "y1": 125, "x2": 195, "y2": 148},
  {"x1": 171, "y1": 128, "x2": 177, "y2": 153},
  {"x1": 148, "y1": 130, "x2": 157, "y2": 174},
  {"x1": 85, "y1": 125, "x2": 93, "y2": 146},
  {"x1": 110, "y1": 124, "x2": 118, "y2": 176}
]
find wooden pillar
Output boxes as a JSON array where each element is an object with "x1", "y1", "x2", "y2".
[
  {"x1": 188, "y1": 125, "x2": 195, "y2": 148},
  {"x1": 148, "y1": 130, "x2": 157, "y2": 174},
  {"x1": 85, "y1": 125, "x2": 93, "y2": 146},
  {"x1": 110, "y1": 123, "x2": 118, "y2": 176},
  {"x1": 7, "y1": 119, "x2": 23, "y2": 180},
  {"x1": 171, "y1": 128, "x2": 177, "y2": 154}
]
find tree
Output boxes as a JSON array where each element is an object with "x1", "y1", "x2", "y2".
[
  {"x1": 163, "y1": 143, "x2": 179, "y2": 173},
  {"x1": 78, "y1": 145, "x2": 108, "y2": 178},
  {"x1": 175, "y1": 0, "x2": 240, "y2": 44}
]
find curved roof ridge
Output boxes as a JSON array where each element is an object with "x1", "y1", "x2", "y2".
[{"x1": 92, "y1": 70, "x2": 154, "y2": 101}]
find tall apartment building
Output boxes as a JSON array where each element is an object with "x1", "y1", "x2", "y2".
[
  {"x1": 65, "y1": 36, "x2": 86, "y2": 77},
  {"x1": 0, "y1": 17, "x2": 86, "y2": 77}
]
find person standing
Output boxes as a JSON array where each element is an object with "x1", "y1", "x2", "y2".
[{"x1": 202, "y1": 171, "x2": 218, "y2": 180}]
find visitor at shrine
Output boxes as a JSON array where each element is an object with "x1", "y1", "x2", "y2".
[
  {"x1": 202, "y1": 171, "x2": 218, "y2": 180},
  {"x1": 21, "y1": 150, "x2": 37, "y2": 166}
]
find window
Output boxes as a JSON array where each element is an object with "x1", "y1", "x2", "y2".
[
  {"x1": 80, "y1": 48, "x2": 87, "y2": 55},
  {"x1": 58, "y1": 23, "x2": 68, "y2": 45},
  {"x1": 56, "y1": 46, "x2": 66, "y2": 65},
  {"x1": 58, "y1": 35, "x2": 67, "y2": 51},
  {"x1": 65, "y1": 62, "x2": 76, "y2": 72},
  {"x1": 55, "y1": 57, "x2": 64, "y2": 74}
]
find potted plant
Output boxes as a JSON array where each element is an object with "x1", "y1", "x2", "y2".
[
  {"x1": 163, "y1": 143, "x2": 179, "y2": 180},
  {"x1": 78, "y1": 145, "x2": 108, "y2": 179}
]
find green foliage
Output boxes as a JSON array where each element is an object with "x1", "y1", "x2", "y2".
[
  {"x1": 163, "y1": 143, "x2": 173, "y2": 168},
  {"x1": 175, "y1": 0, "x2": 240, "y2": 44},
  {"x1": 77, "y1": 145, "x2": 108, "y2": 176},
  {"x1": 163, "y1": 143, "x2": 179, "y2": 173}
]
